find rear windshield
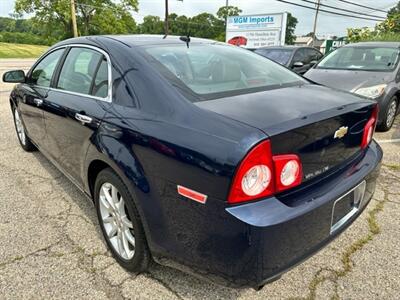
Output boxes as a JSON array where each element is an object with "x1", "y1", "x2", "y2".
[
  {"x1": 254, "y1": 49, "x2": 293, "y2": 65},
  {"x1": 143, "y1": 43, "x2": 306, "y2": 101},
  {"x1": 317, "y1": 46, "x2": 400, "y2": 71}
]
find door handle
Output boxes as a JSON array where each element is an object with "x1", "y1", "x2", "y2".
[
  {"x1": 33, "y1": 98, "x2": 43, "y2": 106},
  {"x1": 75, "y1": 113, "x2": 92, "y2": 124}
]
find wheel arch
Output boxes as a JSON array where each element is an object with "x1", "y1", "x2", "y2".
[{"x1": 84, "y1": 143, "x2": 154, "y2": 248}]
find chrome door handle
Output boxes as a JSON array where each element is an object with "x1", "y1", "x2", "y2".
[
  {"x1": 75, "y1": 113, "x2": 92, "y2": 124},
  {"x1": 33, "y1": 98, "x2": 43, "y2": 106}
]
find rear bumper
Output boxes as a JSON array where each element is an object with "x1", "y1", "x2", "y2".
[
  {"x1": 149, "y1": 141, "x2": 382, "y2": 289},
  {"x1": 224, "y1": 140, "x2": 382, "y2": 287}
]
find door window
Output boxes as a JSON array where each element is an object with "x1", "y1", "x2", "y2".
[
  {"x1": 57, "y1": 47, "x2": 108, "y2": 97},
  {"x1": 92, "y1": 58, "x2": 109, "y2": 98},
  {"x1": 30, "y1": 49, "x2": 65, "y2": 87},
  {"x1": 305, "y1": 49, "x2": 322, "y2": 63},
  {"x1": 293, "y1": 49, "x2": 306, "y2": 64}
]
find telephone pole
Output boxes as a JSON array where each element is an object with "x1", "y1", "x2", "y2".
[
  {"x1": 70, "y1": 0, "x2": 78, "y2": 37},
  {"x1": 164, "y1": 0, "x2": 169, "y2": 36},
  {"x1": 311, "y1": 0, "x2": 320, "y2": 47}
]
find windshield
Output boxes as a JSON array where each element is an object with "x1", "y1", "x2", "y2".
[
  {"x1": 144, "y1": 43, "x2": 306, "y2": 101},
  {"x1": 254, "y1": 49, "x2": 293, "y2": 65},
  {"x1": 317, "y1": 46, "x2": 400, "y2": 71}
]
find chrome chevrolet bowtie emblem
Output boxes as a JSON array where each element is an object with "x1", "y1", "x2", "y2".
[{"x1": 334, "y1": 126, "x2": 348, "y2": 139}]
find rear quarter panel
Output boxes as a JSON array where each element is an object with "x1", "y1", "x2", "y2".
[{"x1": 84, "y1": 100, "x2": 267, "y2": 266}]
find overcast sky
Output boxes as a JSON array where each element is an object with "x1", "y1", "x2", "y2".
[{"x1": 0, "y1": 0, "x2": 398, "y2": 37}]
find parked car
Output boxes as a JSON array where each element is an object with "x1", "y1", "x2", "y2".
[
  {"x1": 305, "y1": 42, "x2": 400, "y2": 131},
  {"x1": 254, "y1": 46, "x2": 323, "y2": 74},
  {"x1": 227, "y1": 36, "x2": 248, "y2": 47},
  {"x1": 3, "y1": 35, "x2": 382, "y2": 289}
]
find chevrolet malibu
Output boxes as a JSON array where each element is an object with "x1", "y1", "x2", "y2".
[{"x1": 3, "y1": 35, "x2": 382, "y2": 289}]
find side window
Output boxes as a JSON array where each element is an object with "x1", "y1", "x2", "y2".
[
  {"x1": 30, "y1": 49, "x2": 65, "y2": 87},
  {"x1": 293, "y1": 49, "x2": 306, "y2": 64},
  {"x1": 92, "y1": 58, "x2": 109, "y2": 98},
  {"x1": 307, "y1": 49, "x2": 322, "y2": 62},
  {"x1": 57, "y1": 47, "x2": 107, "y2": 96}
]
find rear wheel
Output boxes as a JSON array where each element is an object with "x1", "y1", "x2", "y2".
[
  {"x1": 94, "y1": 168, "x2": 150, "y2": 272},
  {"x1": 12, "y1": 107, "x2": 36, "y2": 152},
  {"x1": 378, "y1": 97, "x2": 398, "y2": 132}
]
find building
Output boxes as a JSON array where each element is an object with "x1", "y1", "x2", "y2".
[{"x1": 294, "y1": 36, "x2": 324, "y2": 51}]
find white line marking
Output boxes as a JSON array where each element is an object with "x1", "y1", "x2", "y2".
[{"x1": 376, "y1": 138, "x2": 400, "y2": 144}]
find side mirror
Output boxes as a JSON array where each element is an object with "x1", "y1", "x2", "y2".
[
  {"x1": 293, "y1": 61, "x2": 304, "y2": 68},
  {"x1": 310, "y1": 60, "x2": 318, "y2": 66},
  {"x1": 2, "y1": 70, "x2": 26, "y2": 83}
]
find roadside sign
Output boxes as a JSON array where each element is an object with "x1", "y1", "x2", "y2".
[
  {"x1": 325, "y1": 38, "x2": 348, "y2": 53},
  {"x1": 226, "y1": 13, "x2": 287, "y2": 49}
]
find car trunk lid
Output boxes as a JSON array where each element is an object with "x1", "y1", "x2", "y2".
[{"x1": 195, "y1": 84, "x2": 375, "y2": 183}]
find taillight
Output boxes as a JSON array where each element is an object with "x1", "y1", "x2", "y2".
[
  {"x1": 361, "y1": 104, "x2": 379, "y2": 149},
  {"x1": 228, "y1": 141, "x2": 303, "y2": 204},
  {"x1": 228, "y1": 141, "x2": 275, "y2": 204},
  {"x1": 273, "y1": 154, "x2": 302, "y2": 192}
]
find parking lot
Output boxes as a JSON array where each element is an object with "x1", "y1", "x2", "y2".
[{"x1": 0, "y1": 59, "x2": 399, "y2": 299}]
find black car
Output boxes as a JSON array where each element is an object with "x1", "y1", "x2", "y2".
[
  {"x1": 2, "y1": 35, "x2": 382, "y2": 289},
  {"x1": 305, "y1": 42, "x2": 400, "y2": 131},
  {"x1": 254, "y1": 46, "x2": 323, "y2": 74}
]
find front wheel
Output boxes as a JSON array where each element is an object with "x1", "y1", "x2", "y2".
[
  {"x1": 12, "y1": 107, "x2": 36, "y2": 152},
  {"x1": 377, "y1": 97, "x2": 398, "y2": 132},
  {"x1": 94, "y1": 168, "x2": 151, "y2": 272}
]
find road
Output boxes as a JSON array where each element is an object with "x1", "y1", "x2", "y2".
[{"x1": 0, "y1": 59, "x2": 399, "y2": 299}]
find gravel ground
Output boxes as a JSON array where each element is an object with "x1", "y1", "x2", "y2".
[{"x1": 0, "y1": 59, "x2": 399, "y2": 299}]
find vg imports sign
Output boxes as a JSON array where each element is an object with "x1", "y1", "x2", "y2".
[{"x1": 226, "y1": 13, "x2": 287, "y2": 48}]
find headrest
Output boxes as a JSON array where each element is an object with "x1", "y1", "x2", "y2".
[
  {"x1": 211, "y1": 61, "x2": 241, "y2": 82},
  {"x1": 364, "y1": 52, "x2": 375, "y2": 61}
]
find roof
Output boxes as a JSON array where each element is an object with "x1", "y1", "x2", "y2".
[
  {"x1": 56, "y1": 34, "x2": 216, "y2": 48},
  {"x1": 256, "y1": 45, "x2": 319, "y2": 51},
  {"x1": 344, "y1": 42, "x2": 400, "y2": 48}
]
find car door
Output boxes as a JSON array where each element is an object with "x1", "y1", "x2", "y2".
[
  {"x1": 41, "y1": 45, "x2": 112, "y2": 186},
  {"x1": 18, "y1": 48, "x2": 65, "y2": 146}
]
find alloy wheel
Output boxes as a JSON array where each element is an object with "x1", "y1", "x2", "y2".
[
  {"x1": 99, "y1": 182, "x2": 136, "y2": 260},
  {"x1": 14, "y1": 109, "x2": 26, "y2": 145},
  {"x1": 386, "y1": 100, "x2": 397, "y2": 128}
]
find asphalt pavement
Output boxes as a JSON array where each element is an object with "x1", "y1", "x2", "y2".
[{"x1": 0, "y1": 59, "x2": 399, "y2": 299}]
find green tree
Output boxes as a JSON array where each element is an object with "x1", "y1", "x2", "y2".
[
  {"x1": 285, "y1": 13, "x2": 298, "y2": 45},
  {"x1": 137, "y1": 16, "x2": 164, "y2": 34},
  {"x1": 14, "y1": 0, "x2": 138, "y2": 41},
  {"x1": 216, "y1": 6, "x2": 242, "y2": 24}
]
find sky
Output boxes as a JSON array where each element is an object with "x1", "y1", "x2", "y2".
[{"x1": 0, "y1": 0, "x2": 398, "y2": 37}]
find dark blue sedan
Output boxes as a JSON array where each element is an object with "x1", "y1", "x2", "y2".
[{"x1": 2, "y1": 35, "x2": 382, "y2": 289}]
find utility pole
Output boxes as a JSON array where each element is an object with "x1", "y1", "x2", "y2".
[
  {"x1": 225, "y1": 0, "x2": 229, "y2": 23},
  {"x1": 164, "y1": 0, "x2": 169, "y2": 36},
  {"x1": 311, "y1": 0, "x2": 320, "y2": 47},
  {"x1": 70, "y1": 0, "x2": 78, "y2": 37}
]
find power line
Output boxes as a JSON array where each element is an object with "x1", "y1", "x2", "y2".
[
  {"x1": 275, "y1": 0, "x2": 384, "y2": 21},
  {"x1": 335, "y1": 0, "x2": 389, "y2": 13},
  {"x1": 300, "y1": 0, "x2": 385, "y2": 19}
]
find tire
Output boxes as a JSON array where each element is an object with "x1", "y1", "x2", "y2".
[
  {"x1": 377, "y1": 97, "x2": 398, "y2": 132},
  {"x1": 12, "y1": 106, "x2": 36, "y2": 152},
  {"x1": 94, "y1": 168, "x2": 151, "y2": 273}
]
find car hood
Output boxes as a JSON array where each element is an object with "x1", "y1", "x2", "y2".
[
  {"x1": 195, "y1": 84, "x2": 373, "y2": 136},
  {"x1": 304, "y1": 68, "x2": 393, "y2": 91}
]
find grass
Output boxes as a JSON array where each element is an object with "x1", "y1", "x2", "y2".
[{"x1": 0, "y1": 42, "x2": 48, "y2": 59}]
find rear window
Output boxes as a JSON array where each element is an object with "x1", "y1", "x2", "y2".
[
  {"x1": 255, "y1": 49, "x2": 293, "y2": 65},
  {"x1": 317, "y1": 46, "x2": 400, "y2": 71},
  {"x1": 143, "y1": 43, "x2": 306, "y2": 101}
]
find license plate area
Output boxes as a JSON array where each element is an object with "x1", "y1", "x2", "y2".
[{"x1": 330, "y1": 181, "x2": 366, "y2": 234}]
